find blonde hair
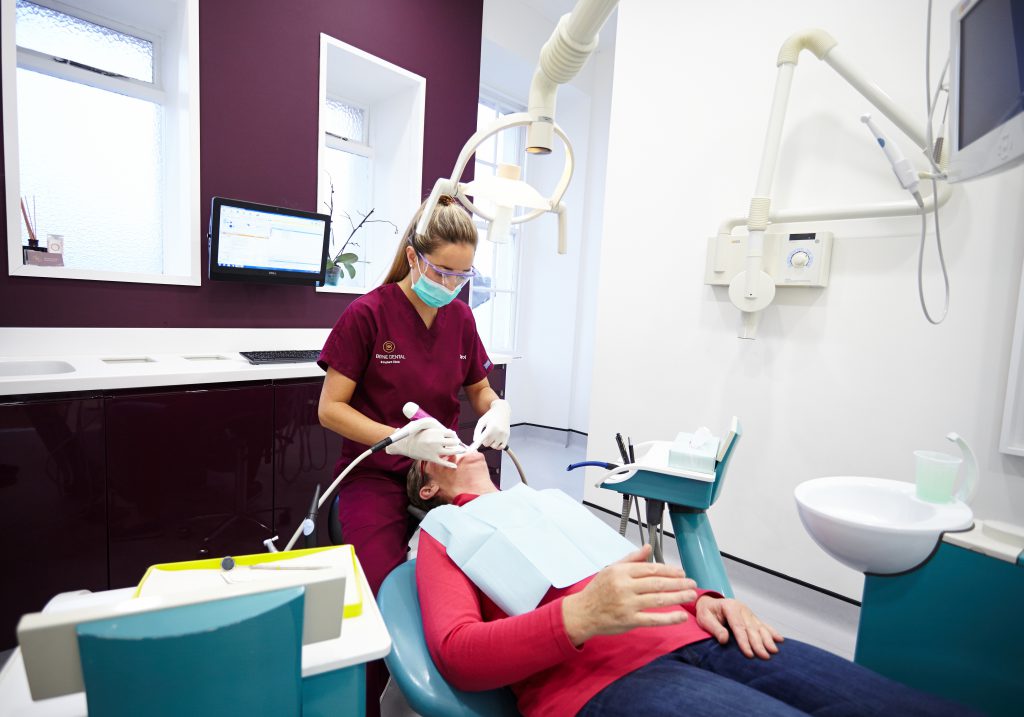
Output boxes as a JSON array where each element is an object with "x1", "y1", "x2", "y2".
[
  {"x1": 382, "y1": 196, "x2": 478, "y2": 285},
  {"x1": 406, "y1": 460, "x2": 446, "y2": 512}
]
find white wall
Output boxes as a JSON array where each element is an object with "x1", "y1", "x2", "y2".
[
  {"x1": 481, "y1": 0, "x2": 616, "y2": 433},
  {"x1": 586, "y1": 0, "x2": 1024, "y2": 600}
]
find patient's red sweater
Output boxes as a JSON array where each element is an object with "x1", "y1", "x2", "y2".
[{"x1": 416, "y1": 494, "x2": 718, "y2": 717}]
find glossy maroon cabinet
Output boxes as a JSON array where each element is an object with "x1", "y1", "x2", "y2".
[
  {"x1": 0, "y1": 365, "x2": 509, "y2": 649},
  {"x1": 0, "y1": 395, "x2": 106, "y2": 649},
  {"x1": 104, "y1": 384, "x2": 275, "y2": 588},
  {"x1": 273, "y1": 378, "x2": 344, "y2": 549}
]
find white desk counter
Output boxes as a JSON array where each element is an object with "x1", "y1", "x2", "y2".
[
  {"x1": 0, "y1": 556, "x2": 391, "y2": 715},
  {"x1": 0, "y1": 328, "x2": 516, "y2": 397}
]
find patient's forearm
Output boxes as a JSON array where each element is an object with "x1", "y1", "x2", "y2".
[
  {"x1": 434, "y1": 600, "x2": 579, "y2": 691},
  {"x1": 417, "y1": 533, "x2": 580, "y2": 691}
]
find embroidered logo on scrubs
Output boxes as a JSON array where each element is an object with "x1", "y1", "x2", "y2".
[{"x1": 376, "y1": 340, "x2": 405, "y2": 365}]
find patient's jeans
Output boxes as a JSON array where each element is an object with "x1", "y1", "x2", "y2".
[{"x1": 577, "y1": 637, "x2": 979, "y2": 716}]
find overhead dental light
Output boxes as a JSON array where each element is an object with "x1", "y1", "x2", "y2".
[
  {"x1": 417, "y1": 0, "x2": 618, "y2": 255},
  {"x1": 462, "y1": 163, "x2": 550, "y2": 244}
]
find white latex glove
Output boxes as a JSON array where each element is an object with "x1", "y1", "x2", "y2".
[
  {"x1": 386, "y1": 417, "x2": 463, "y2": 468},
  {"x1": 473, "y1": 399, "x2": 512, "y2": 450}
]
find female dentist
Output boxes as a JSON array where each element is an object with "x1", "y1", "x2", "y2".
[{"x1": 317, "y1": 194, "x2": 511, "y2": 596}]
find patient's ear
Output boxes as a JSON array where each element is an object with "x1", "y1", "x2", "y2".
[{"x1": 419, "y1": 481, "x2": 440, "y2": 501}]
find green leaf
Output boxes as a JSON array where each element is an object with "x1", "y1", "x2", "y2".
[
  {"x1": 343, "y1": 262, "x2": 356, "y2": 279},
  {"x1": 335, "y1": 252, "x2": 359, "y2": 264}
]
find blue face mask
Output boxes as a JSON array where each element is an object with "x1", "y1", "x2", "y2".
[{"x1": 412, "y1": 257, "x2": 460, "y2": 308}]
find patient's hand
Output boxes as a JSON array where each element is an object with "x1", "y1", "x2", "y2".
[
  {"x1": 695, "y1": 596, "x2": 784, "y2": 660},
  {"x1": 561, "y1": 545, "x2": 698, "y2": 646}
]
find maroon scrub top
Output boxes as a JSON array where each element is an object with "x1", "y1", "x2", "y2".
[{"x1": 318, "y1": 282, "x2": 492, "y2": 481}]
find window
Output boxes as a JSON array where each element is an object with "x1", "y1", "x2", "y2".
[
  {"x1": 321, "y1": 97, "x2": 373, "y2": 282},
  {"x1": 316, "y1": 34, "x2": 425, "y2": 294},
  {"x1": 471, "y1": 96, "x2": 525, "y2": 354},
  {"x1": 2, "y1": 0, "x2": 200, "y2": 285}
]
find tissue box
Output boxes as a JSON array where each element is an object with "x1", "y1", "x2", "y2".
[{"x1": 668, "y1": 430, "x2": 720, "y2": 475}]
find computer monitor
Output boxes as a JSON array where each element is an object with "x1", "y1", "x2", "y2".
[
  {"x1": 209, "y1": 197, "x2": 331, "y2": 286},
  {"x1": 948, "y1": 0, "x2": 1024, "y2": 182}
]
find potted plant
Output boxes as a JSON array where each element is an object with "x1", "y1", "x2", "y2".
[{"x1": 322, "y1": 174, "x2": 397, "y2": 287}]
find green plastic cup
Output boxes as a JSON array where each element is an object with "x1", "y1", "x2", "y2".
[{"x1": 914, "y1": 450, "x2": 961, "y2": 503}]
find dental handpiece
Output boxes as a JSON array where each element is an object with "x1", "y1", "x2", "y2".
[
  {"x1": 405, "y1": 402, "x2": 476, "y2": 455},
  {"x1": 860, "y1": 114, "x2": 922, "y2": 203}
]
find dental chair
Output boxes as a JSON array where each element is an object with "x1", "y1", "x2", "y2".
[{"x1": 377, "y1": 560, "x2": 521, "y2": 717}]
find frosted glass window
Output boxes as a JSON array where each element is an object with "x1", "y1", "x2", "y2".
[
  {"x1": 325, "y1": 99, "x2": 366, "y2": 142},
  {"x1": 322, "y1": 145, "x2": 371, "y2": 256},
  {"x1": 15, "y1": 1, "x2": 154, "y2": 83},
  {"x1": 17, "y1": 69, "x2": 163, "y2": 272}
]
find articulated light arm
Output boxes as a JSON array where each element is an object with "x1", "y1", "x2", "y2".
[
  {"x1": 527, "y1": 0, "x2": 618, "y2": 154},
  {"x1": 418, "y1": 0, "x2": 616, "y2": 255}
]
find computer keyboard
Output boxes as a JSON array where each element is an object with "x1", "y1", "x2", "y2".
[{"x1": 240, "y1": 349, "x2": 321, "y2": 365}]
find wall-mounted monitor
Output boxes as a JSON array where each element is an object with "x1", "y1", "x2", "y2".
[
  {"x1": 208, "y1": 197, "x2": 331, "y2": 286},
  {"x1": 948, "y1": 0, "x2": 1024, "y2": 182}
]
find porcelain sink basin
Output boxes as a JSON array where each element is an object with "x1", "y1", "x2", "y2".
[
  {"x1": 0, "y1": 360, "x2": 76, "y2": 377},
  {"x1": 794, "y1": 476, "x2": 973, "y2": 575}
]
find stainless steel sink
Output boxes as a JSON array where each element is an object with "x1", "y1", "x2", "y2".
[{"x1": 0, "y1": 360, "x2": 76, "y2": 377}]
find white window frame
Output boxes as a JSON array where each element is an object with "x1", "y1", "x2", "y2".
[
  {"x1": 316, "y1": 33, "x2": 425, "y2": 295},
  {"x1": 471, "y1": 91, "x2": 526, "y2": 354},
  {"x1": 1, "y1": 0, "x2": 201, "y2": 286}
]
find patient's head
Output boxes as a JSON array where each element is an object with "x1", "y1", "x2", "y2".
[{"x1": 406, "y1": 451, "x2": 496, "y2": 511}]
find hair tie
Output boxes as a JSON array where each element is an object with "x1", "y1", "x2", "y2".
[{"x1": 437, "y1": 195, "x2": 455, "y2": 207}]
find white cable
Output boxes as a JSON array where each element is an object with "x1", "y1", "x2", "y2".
[
  {"x1": 592, "y1": 463, "x2": 637, "y2": 488},
  {"x1": 919, "y1": 0, "x2": 950, "y2": 325},
  {"x1": 632, "y1": 495, "x2": 647, "y2": 548},
  {"x1": 281, "y1": 447, "x2": 373, "y2": 552}
]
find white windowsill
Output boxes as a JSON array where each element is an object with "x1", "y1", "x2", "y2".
[{"x1": 10, "y1": 262, "x2": 202, "y2": 286}]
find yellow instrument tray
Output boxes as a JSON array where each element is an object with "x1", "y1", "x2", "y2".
[{"x1": 135, "y1": 544, "x2": 363, "y2": 618}]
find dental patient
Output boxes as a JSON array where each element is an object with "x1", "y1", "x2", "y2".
[{"x1": 408, "y1": 452, "x2": 978, "y2": 717}]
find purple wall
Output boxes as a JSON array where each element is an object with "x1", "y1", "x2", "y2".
[{"x1": 0, "y1": 0, "x2": 482, "y2": 328}]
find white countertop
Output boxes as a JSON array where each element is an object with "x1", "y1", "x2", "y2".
[{"x1": 0, "y1": 328, "x2": 516, "y2": 397}]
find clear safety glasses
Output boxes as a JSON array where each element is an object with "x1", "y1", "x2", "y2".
[{"x1": 418, "y1": 253, "x2": 478, "y2": 291}]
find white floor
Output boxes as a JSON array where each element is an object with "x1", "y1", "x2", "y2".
[{"x1": 501, "y1": 424, "x2": 860, "y2": 660}]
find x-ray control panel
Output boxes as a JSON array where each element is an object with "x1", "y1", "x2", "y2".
[{"x1": 704, "y1": 231, "x2": 833, "y2": 288}]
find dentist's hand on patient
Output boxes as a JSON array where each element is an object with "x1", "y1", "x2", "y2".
[
  {"x1": 386, "y1": 417, "x2": 462, "y2": 468},
  {"x1": 473, "y1": 399, "x2": 511, "y2": 450},
  {"x1": 561, "y1": 545, "x2": 698, "y2": 646}
]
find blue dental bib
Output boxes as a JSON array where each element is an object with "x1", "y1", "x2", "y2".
[{"x1": 420, "y1": 484, "x2": 635, "y2": 615}]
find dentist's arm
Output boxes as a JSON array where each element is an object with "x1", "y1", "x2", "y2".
[
  {"x1": 318, "y1": 367, "x2": 396, "y2": 446},
  {"x1": 318, "y1": 368, "x2": 461, "y2": 466},
  {"x1": 464, "y1": 377, "x2": 501, "y2": 417}
]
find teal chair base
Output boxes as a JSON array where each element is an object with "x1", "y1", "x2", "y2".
[
  {"x1": 378, "y1": 560, "x2": 520, "y2": 717},
  {"x1": 77, "y1": 587, "x2": 305, "y2": 717}
]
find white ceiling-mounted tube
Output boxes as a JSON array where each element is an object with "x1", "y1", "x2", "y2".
[{"x1": 527, "y1": 0, "x2": 616, "y2": 153}]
